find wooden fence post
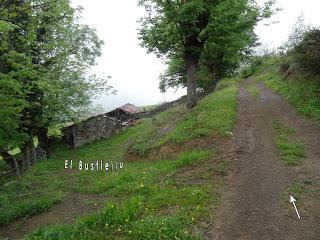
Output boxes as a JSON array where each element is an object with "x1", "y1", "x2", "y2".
[
  {"x1": 12, "y1": 156, "x2": 20, "y2": 179},
  {"x1": 26, "y1": 146, "x2": 31, "y2": 169},
  {"x1": 32, "y1": 147, "x2": 37, "y2": 165}
]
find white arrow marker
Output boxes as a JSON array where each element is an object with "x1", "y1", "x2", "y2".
[{"x1": 290, "y1": 195, "x2": 301, "y2": 220}]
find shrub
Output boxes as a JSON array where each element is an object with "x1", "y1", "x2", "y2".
[
  {"x1": 240, "y1": 57, "x2": 264, "y2": 78},
  {"x1": 292, "y1": 28, "x2": 320, "y2": 76},
  {"x1": 240, "y1": 65, "x2": 253, "y2": 78}
]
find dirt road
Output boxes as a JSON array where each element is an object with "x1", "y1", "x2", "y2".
[{"x1": 207, "y1": 82, "x2": 320, "y2": 239}]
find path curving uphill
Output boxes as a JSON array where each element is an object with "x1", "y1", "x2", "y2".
[{"x1": 208, "y1": 81, "x2": 320, "y2": 240}]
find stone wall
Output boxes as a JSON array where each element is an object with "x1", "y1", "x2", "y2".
[
  {"x1": 62, "y1": 115, "x2": 123, "y2": 148},
  {"x1": 137, "y1": 92, "x2": 206, "y2": 119}
]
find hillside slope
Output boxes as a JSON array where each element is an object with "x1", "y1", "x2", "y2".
[
  {"x1": 2, "y1": 62, "x2": 320, "y2": 239},
  {"x1": 0, "y1": 78, "x2": 238, "y2": 240}
]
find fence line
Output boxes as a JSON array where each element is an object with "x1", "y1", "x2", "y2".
[{"x1": 0, "y1": 146, "x2": 47, "y2": 179}]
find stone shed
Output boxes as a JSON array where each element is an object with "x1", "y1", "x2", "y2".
[
  {"x1": 106, "y1": 103, "x2": 140, "y2": 121},
  {"x1": 62, "y1": 114, "x2": 121, "y2": 148},
  {"x1": 62, "y1": 103, "x2": 141, "y2": 148}
]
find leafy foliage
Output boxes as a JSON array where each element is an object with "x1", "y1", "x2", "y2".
[
  {"x1": 280, "y1": 15, "x2": 310, "y2": 53},
  {"x1": 240, "y1": 57, "x2": 264, "y2": 78},
  {"x1": 138, "y1": 0, "x2": 217, "y2": 108},
  {"x1": 0, "y1": 0, "x2": 113, "y2": 155},
  {"x1": 292, "y1": 28, "x2": 320, "y2": 76},
  {"x1": 151, "y1": 0, "x2": 274, "y2": 94},
  {"x1": 159, "y1": 54, "x2": 186, "y2": 93}
]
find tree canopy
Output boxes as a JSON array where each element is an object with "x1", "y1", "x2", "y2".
[
  {"x1": 139, "y1": 0, "x2": 275, "y2": 103},
  {"x1": 0, "y1": 0, "x2": 113, "y2": 168}
]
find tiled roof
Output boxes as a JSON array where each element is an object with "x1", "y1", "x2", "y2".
[{"x1": 118, "y1": 103, "x2": 140, "y2": 114}]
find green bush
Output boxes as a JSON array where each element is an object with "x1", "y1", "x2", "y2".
[
  {"x1": 240, "y1": 57, "x2": 264, "y2": 78},
  {"x1": 240, "y1": 65, "x2": 254, "y2": 78},
  {"x1": 292, "y1": 28, "x2": 320, "y2": 76}
]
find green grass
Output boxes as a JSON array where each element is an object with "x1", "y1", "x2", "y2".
[
  {"x1": 247, "y1": 84, "x2": 260, "y2": 99},
  {"x1": 24, "y1": 150, "x2": 216, "y2": 240},
  {"x1": 162, "y1": 78, "x2": 238, "y2": 143},
  {"x1": 0, "y1": 77, "x2": 239, "y2": 239},
  {"x1": 272, "y1": 120, "x2": 305, "y2": 166},
  {"x1": 0, "y1": 149, "x2": 216, "y2": 238},
  {"x1": 288, "y1": 184, "x2": 305, "y2": 198},
  {"x1": 283, "y1": 181, "x2": 320, "y2": 212},
  {"x1": 21, "y1": 151, "x2": 218, "y2": 239},
  {"x1": 130, "y1": 104, "x2": 187, "y2": 156},
  {"x1": 282, "y1": 184, "x2": 305, "y2": 211},
  {"x1": 0, "y1": 122, "x2": 156, "y2": 225},
  {"x1": 251, "y1": 56, "x2": 320, "y2": 123},
  {"x1": 267, "y1": 77, "x2": 320, "y2": 121}
]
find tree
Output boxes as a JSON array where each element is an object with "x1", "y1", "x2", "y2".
[
  {"x1": 30, "y1": 1, "x2": 113, "y2": 152},
  {"x1": 0, "y1": 0, "x2": 40, "y2": 174},
  {"x1": 201, "y1": 0, "x2": 262, "y2": 92},
  {"x1": 139, "y1": 0, "x2": 274, "y2": 105},
  {"x1": 159, "y1": 54, "x2": 186, "y2": 93},
  {"x1": 138, "y1": 0, "x2": 214, "y2": 109},
  {"x1": 0, "y1": 0, "x2": 113, "y2": 175},
  {"x1": 280, "y1": 15, "x2": 310, "y2": 54},
  {"x1": 292, "y1": 28, "x2": 320, "y2": 76}
]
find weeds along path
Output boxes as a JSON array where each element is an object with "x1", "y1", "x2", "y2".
[
  {"x1": 0, "y1": 193, "x2": 106, "y2": 240},
  {"x1": 208, "y1": 81, "x2": 320, "y2": 239}
]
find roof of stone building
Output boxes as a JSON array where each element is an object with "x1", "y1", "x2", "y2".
[
  {"x1": 117, "y1": 103, "x2": 140, "y2": 114},
  {"x1": 61, "y1": 103, "x2": 140, "y2": 131}
]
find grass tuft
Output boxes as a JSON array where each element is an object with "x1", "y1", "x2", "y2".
[
  {"x1": 247, "y1": 84, "x2": 260, "y2": 99},
  {"x1": 272, "y1": 120, "x2": 305, "y2": 166}
]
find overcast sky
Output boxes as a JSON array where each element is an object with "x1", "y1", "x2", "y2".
[{"x1": 71, "y1": 0, "x2": 320, "y2": 111}]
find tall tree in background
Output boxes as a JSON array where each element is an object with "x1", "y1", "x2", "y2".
[
  {"x1": 280, "y1": 15, "x2": 310, "y2": 54},
  {"x1": 138, "y1": 0, "x2": 214, "y2": 109},
  {"x1": 159, "y1": 54, "x2": 186, "y2": 93},
  {"x1": 202, "y1": 0, "x2": 261, "y2": 92},
  {"x1": 139, "y1": 0, "x2": 275, "y2": 102}
]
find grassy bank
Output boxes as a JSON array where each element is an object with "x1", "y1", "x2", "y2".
[
  {"x1": 266, "y1": 74, "x2": 320, "y2": 122},
  {"x1": 251, "y1": 56, "x2": 320, "y2": 123},
  {"x1": 0, "y1": 78, "x2": 239, "y2": 239},
  {"x1": 163, "y1": 79, "x2": 238, "y2": 143}
]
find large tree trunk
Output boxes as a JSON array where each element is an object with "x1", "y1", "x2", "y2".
[
  {"x1": 186, "y1": 54, "x2": 199, "y2": 109},
  {"x1": 184, "y1": 10, "x2": 210, "y2": 109}
]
